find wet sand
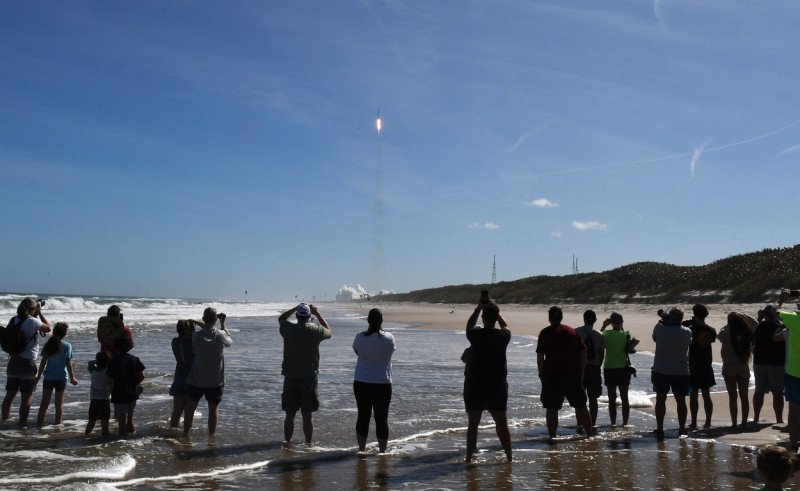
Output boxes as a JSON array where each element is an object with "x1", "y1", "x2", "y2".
[{"x1": 353, "y1": 301, "x2": 791, "y2": 449}]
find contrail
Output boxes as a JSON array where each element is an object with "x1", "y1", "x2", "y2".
[
  {"x1": 690, "y1": 140, "x2": 709, "y2": 179},
  {"x1": 523, "y1": 119, "x2": 800, "y2": 178},
  {"x1": 505, "y1": 122, "x2": 550, "y2": 154}
]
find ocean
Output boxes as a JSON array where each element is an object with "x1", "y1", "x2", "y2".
[{"x1": 0, "y1": 293, "x2": 766, "y2": 489}]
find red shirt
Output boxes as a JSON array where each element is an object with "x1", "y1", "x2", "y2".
[{"x1": 536, "y1": 323, "x2": 586, "y2": 378}]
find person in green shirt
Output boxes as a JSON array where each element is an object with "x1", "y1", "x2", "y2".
[
  {"x1": 600, "y1": 312, "x2": 631, "y2": 427},
  {"x1": 777, "y1": 289, "x2": 800, "y2": 449}
]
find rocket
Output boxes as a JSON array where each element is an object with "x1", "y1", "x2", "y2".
[{"x1": 376, "y1": 109, "x2": 382, "y2": 135}]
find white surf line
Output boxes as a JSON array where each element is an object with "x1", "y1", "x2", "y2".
[
  {"x1": 0, "y1": 455, "x2": 136, "y2": 485},
  {"x1": 109, "y1": 459, "x2": 273, "y2": 488}
]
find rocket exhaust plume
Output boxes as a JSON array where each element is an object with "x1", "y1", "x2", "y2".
[{"x1": 372, "y1": 109, "x2": 385, "y2": 293}]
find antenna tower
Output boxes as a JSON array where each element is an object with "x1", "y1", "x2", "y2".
[
  {"x1": 492, "y1": 255, "x2": 496, "y2": 284},
  {"x1": 572, "y1": 255, "x2": 579, "y2": 275}
]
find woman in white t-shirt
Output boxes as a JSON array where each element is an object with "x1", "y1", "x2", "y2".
[{"x1": 352, "y1": 308, "x2": 396, "y2": 453}]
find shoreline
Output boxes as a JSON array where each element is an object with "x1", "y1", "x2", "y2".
[{"x1": 344, "y1": 301, "x2": 791, "y2": 450}]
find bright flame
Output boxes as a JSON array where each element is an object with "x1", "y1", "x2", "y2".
[{"x1": 376, "y1": 117, "x2": 382, "y2": 134}]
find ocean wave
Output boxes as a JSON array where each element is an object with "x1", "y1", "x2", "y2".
[{"x1": 0, "y1": 454, "x2": 135, "y2": 485}]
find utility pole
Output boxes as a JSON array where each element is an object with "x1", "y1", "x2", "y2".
[{"x1": 492, "y1": 255, "x2": 496, "y2": 284}]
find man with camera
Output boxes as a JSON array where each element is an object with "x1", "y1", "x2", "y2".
[
  {"x1": 2, "y1": 297, "x2": 51, "y2": 425},
  {"x1": 279, "y1": 303, "x2": 331, "y2": 443},
  {"x1": 463, "y1": 296, "x2": 512, "y2": 462},
  {"x1": 183, "y1": 307, "x2": 232, "y2": 436},
  {"x1": 651, "y1": 307, "x2": 692, "y2": 436}
]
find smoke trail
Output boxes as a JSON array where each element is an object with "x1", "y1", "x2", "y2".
[{"x1": 371, "y1": 127, "x2": 385, "y2": 294}]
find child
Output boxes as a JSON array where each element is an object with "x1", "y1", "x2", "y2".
[
  {"x1": 35, "y1": 322, "x2": 78, "y2": 426},
  {"x1": 106, "y1": 336, "x2": 145, "y2": 437},
  {"x1": 170, "y1": 319, "x2": 195, "y2": 428},
  {"x1": 86, "y1": 351, "x2": 111, "y2": 436},
  {"x1": 756, "y1": 444, "x2": 794, "y2": 491}
]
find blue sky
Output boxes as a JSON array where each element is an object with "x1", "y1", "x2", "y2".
[{"x1": 2, "y1": 1, "x2": 798, "y2": 301}]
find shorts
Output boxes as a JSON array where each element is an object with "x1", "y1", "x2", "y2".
[
  {"x1": 187, "y1": 385, "x2": 224, "y2": 405},
  {"x1": 42, "y1": 379, "x2": 67, "y2": 391},
  {"x1": 89, "y1": 399, "x2": 111, "y2": 421},
  {"x1": 604, "y1": 367, "x2": 632, "y2": 388},
  {"x1": 5, "y1": 376, "x2": 35, "y2": 394},
  {"x1": 651, "y1": 371, "x2": 691, "y2": 397},
  {"x1": 463, "y1": 377, "x2": 508, "y2": 412},
  {"x1": 113, "y1": 401, "x2": 136, "y2": 420},
  {"x1": 540, "y1": 374, "x2": 587, "y2": 411},
  {"x1": 754, "y1": 364, "x2": 785, "y2": 394},
  {"x1": 169, "y1": 377, "x2": 188, "y2": 397},
  {"x1": 690, "y1": 364, "x2": 716, "y2": 390},
  {"x1": 6, "y1": 356, "x2": 36, "y2": 378},
  {"x1": 282, "y1": 377, "x2": 319, "y2": 413},
  {"x1": 722, "y1": 360, "x2": 750, "y2": 381},
  {"x1": 785, "y1": 373, "x2": 800, "y2": 404},
  {"x1": 582, "y1": 365, "x2": 603, "y2": 399}
]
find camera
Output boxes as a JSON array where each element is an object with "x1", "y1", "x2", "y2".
[
  {"x1": 217, "y1": 313, "x2": 226, "y2": 320},
  {"x1": 657, "y1": 308, "x2": 669, "y2": 323},
  {"x1": 480, "y1": 290, "x2": 490, "y2": 303},
  {"x1": 36, "y1": 299, "x2": 46, "y2": 307}
]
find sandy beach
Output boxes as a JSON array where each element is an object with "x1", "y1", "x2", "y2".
[{"x1": 355, "y1": 301, "x2": 792, "y2": 450}]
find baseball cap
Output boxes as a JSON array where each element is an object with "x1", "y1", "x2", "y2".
[{"x1": 296, "y1": 304, "x2": 311, "y2": 317}]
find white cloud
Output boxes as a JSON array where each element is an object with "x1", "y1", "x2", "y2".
[
  {"x1": 572, "y1": 220, "x2": 607, "y2": 231},
  {"x1": 469, "y1": 222, "x2": 500, "y2": 230},
  {"x1": 551, "y1": 229, "x2": 562, "y2": 238},
  {"x1": 526, "y1": 198, "x2": 559, "y2": 208}
]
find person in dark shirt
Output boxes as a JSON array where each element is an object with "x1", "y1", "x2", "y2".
[
  {"x1": 752, "y1": 304, "x2": 786, "y2": 425},
  {"x1": 686, "y1": 304, "x2": 717, "y2": 429},
  {"x1": 106, "y1": 336, "x2": 145, "y2": 437},
  {"x1": 537, "y1": 306, "x2": 594, "y2": 439},
  {"x1": 464, "y1": 299, "x2": 512, "y2": 463}
]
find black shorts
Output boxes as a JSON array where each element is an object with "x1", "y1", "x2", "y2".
[
  {"x1": 89, "y1": 399, "x2": 111, "y2": 421},
  {"x1": 690, "y1": 364, "x2": 716, "y2": 390},
  {"x1": 187, "y1": 384, "x2": 224, "y2": 405},
  {"x1": 540, "y1": 374, "x2": 587, "y2": 411},
  {"x1": 604, "y1": 367, "x2": 632, "y2": 388},
  {"x1": 282, "y1": 376, "x2": 319, "y2": 413},
  {"x1": 463, "y1": 377, "x2": 508, "y2": 412},
  {"x1": 583, "y1": 365, "x2": 603, "y2": 399}
]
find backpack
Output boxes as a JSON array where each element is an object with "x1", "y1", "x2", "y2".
[
  {"x1": 583, "y1": 328, "x2": 596, "y2": 360},
  {"x1": 0, "y1": 317, "x2": 36, "y2": 355}
]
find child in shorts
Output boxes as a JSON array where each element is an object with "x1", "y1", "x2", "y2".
[
  {"x1": 106, "y1": 336, "x2": 145, "y2": 437},
  {"x1": 35, "y1": 322, "x2": 78, "y2": 426},
  {"x1": 85, "y1": 351, "x2": 111, "y2": 436},
  {"x1": 756, "y1": 444, "x2": 794, "y2": 491}
]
